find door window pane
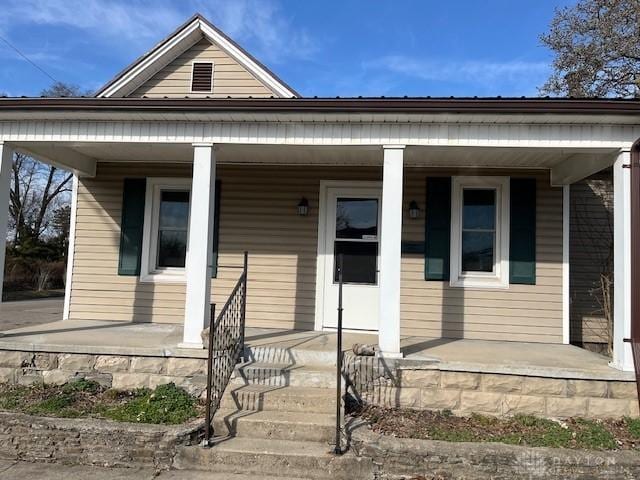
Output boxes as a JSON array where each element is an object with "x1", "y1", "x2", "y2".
[
  {"x1": 461, "y1": 188, "x2": 495, "y2": 273},
  {"x1": 336, "y1": 198, "x2": 378, "y2": 239},
  {"x1": 157, "y1": 190, "x2": 189, "y2": 268},
  {"x1": 334, "y1": 241, "x2": 378, "y2": 284}
]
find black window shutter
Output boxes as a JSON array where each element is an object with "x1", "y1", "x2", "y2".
[
  {"x1": 425, "y1": 177, "x2": 451, "y2": 281},
  {"x1": 509, "y1": 178, "x2": 536, "y2": 284},
  {"x1": 118, "y1": 178, "x2": 146, "y2": 276},
  {"x1": 211, "y1": 180, "x2": 222, "y2": 278}
]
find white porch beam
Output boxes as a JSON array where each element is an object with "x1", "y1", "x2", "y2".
[
  {"x1": 181, "y1": 143, "x2": 217, "y2": 348},
  {"x1": 378, "y1": 145, "x2": 405, "y2": 358},
  {"x1": 15, "y1": 144, "x2": 96, "y2": 178},
  {"x1": 0, "y1": 143, "x2": 13, "y2": 303},
  {"x1": 612, "y1": 149, "x2": 633, "y2": 371},
  {"x1": 550, "y1": 153, "x2": 616, "y2": 186}
]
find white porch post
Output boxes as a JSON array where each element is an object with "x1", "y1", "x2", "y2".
[
  {"x1": 0, "y1": 143, "x2": 13, "y2": 304},
  {"x1": 612, "y1": 149, "x2": 633, "y2": 371},
  {"x1": 378, "y1": 145, "x2": 405, "y2": 357},
  {"x1": 181, "y1": 143, "x2": 217, "y2": 348}
]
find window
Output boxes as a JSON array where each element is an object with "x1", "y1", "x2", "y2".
[
  {"x1": 450, "y1": 176, "x2": 509, "y2": 288},
  {"x1": 191, "y1": 62, "x2": 213, "y2": 93},
  {"x1": 333, "y1": 197, "x2": 379, "y2": 285},
  {"x1": 140, "y1": 178, "x2": 192, "y2": 282}
]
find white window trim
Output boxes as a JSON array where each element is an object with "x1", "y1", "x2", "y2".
[
  {"x1": 190, "y1": 60, "x2": 214, "y2": 94},
  {"x1": 140, "y1": 177, "x2": 192, "y2": 283},
  {"x1": 450, "y1": 176, "x2": 510, "y2": 289}
]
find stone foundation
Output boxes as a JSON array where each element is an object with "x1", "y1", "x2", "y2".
[
  {"x1": 0, "y1": 411, "x2": 201, "y2": 470},
  {"x1": 344, "y1": 355, "x2": 640, "y2": 419},
  {"x1": 0, "y1": 350, "x2": 208, "y2": 397}
]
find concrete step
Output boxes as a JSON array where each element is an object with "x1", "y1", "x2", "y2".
[
  {"x1": 220, "y1": 384, "x2": 337, "y2": 414},
  {"x1": 213, "y1": 408, "x2": 336, "y2": 442},
  {"x1": 231, "y1": 362, "x2": 340, "y2": 389},
  {"x1": 244, "y1": 344, "x2": 337, "y2": 367},
  {"x1": 173, "y1": 437, "x2": 374, "y2": 480}
]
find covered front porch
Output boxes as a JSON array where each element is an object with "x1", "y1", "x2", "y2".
[{"x1": 0, "y1": 99, "x2": 636, "y2": 375}]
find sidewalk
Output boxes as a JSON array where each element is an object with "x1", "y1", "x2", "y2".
[{"x1": 0, "y1": 459, "x2": 298, "y2": 480}]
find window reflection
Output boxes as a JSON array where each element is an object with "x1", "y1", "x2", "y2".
[{"x1": 157, "y1": 190, "x2": 189, "y2": 268}]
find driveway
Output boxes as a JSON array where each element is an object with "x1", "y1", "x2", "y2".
[{"x1": 0, "y1": 297, "x2": 63, "y2": 331}]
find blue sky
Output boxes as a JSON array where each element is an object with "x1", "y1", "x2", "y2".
[{"x1": 0, "y1": 0, "x2": 575, "y2": 98}]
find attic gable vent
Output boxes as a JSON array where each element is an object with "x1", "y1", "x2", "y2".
[{"x1": 191, "y1": 62, "x2": 214, "y2": 92}]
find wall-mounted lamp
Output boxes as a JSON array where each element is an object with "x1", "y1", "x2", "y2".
[
  {"x1": 297, "y1": 197, "x2": 309, "y2": 216},
  {"x1": 409, "y1": 200, "x2": 420, "y2": 219}
]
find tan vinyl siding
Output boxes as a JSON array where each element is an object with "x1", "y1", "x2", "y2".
[
  {"x1": 400, "y1": 168, "x2": 563, "y2": 343},
  {"x1": 569, "y1": 169, "x2": 613, "y2": 347},
  {"x1": 69, "y1": 163, "x2": 563, "y2": 343},
  {"x1": 69, "y1": 163, "x2": 380, "y2": 329},
  {"x1": 130, "y1": 38, "x2": 274, "y2": 98}
]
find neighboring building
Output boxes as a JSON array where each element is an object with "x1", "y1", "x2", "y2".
[{"x1": 0, "y1": 13, "x2": 636, "y2": 373}]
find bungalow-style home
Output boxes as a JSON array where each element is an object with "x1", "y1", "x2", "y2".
[{"x1": 0, "y1": 14, "x2": 638, "y2": 432}]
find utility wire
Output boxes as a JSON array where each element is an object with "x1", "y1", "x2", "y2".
[{"x1": 0, "y1": 33, "x2": 60, "y2": 84}]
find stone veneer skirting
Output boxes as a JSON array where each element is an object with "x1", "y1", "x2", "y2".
[
  {"x1": 344, "y1": 355, "x2": 640, "y2": 419},
  {"x1": 0, "y1": 349, "x2": 637, "y2": 420},
  {"x1": 0, "y1": 350, "x2": 209, "y2": 397}
]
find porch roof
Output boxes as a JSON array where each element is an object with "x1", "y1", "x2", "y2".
[
  {"x1": 0, "y1": 320, "x2": 632, "y2": 382},
  {"x1": 2, "y1": 96, "x2": 640, "y2": 117}
]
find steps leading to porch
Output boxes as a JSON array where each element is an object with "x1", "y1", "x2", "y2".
[
  {"x1": 176, "y1": 347, "x2": 374, "y2": 479},
  {"x1": 174, "y1": 437, "x2": 374, "y2": 479}
]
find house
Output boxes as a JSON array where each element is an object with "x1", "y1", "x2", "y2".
[{"x1": 0, "y1": 14, "x2": 637, "y2": 424}]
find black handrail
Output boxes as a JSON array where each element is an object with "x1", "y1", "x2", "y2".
[
  {"x1": 202, "y1": 251, "x2": 248, "y2": 446},
  {"x1": 333, "y1": 254, "x2": 344, "y2": 455}
]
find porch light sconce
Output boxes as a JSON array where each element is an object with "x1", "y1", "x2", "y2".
[
  {"x1": 409, "y1": 200, "x2": 420, "y2": 219},
  {"x1": 297, "y1": 197, "x2": 309, "y2": 216}
]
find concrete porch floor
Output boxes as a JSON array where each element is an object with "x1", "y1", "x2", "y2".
[{"x1": 0, "y1": 319, "x2": 632, "y2": 382}]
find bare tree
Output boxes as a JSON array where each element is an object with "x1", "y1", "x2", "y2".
[
  {"x1": 540, "y1": 0, "x2": 640, "y2": 97},
  {"x1": 8, "y1": 82, "x2": 87, "y2": 253}
]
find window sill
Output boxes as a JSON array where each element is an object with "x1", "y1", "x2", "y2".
[
  {"x1": 450, "y1": 277, "x2": 509, "y2": 289},
  {"x1": 139, "y1": 271, "x2": 187, "y2": 284}
]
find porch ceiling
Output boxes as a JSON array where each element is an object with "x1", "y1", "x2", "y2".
[{"x1": 10, "y1": 141, "x2": 618, "y2": 185}]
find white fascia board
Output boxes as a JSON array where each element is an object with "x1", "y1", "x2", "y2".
[{"x1": 198, "y1": 20, "x2": 296, "y2": 98}]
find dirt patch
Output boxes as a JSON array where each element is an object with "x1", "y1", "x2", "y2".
[{"x1": 350, "y1": 403, "x2": 640, "y2": 450}]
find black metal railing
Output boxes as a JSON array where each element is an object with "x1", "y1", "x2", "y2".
[
  {"x1": 203, "y1": 251, "x2": 248, "y2": 446},
  {"x1": 333, "y1": 254, "x2": 344, "y2": 455}
]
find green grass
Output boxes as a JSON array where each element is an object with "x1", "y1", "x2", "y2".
[
  {"x1": 0, "y1": 380, "x2": 199, "y2": 425},
  {"x1": 26, "y1": 393, "x2": 80, "y2": 418},
  {"x1": 103, "y1": 383, "x2": 197, "y2": 424},
  {"x1": 626, "y1": 417, "x2": 640, "y2": 439}
]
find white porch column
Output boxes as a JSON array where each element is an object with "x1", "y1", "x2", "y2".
[
  {"x1": 0, "y1": 143, "x2": 13, "y2": 304},
  {"x1": 181, "y1": 143, "x2": 217, "y2": 348},
  {"x1": 612, "y1": 149, "x2": 633, "y2": 371},
  {"x1": 378, "y1": 145, "x2": 405, "y2": 357}
]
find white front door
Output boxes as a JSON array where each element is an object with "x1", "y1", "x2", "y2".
[{"x1": 320, "y1": 184, "x2": 381, "y2": 331}]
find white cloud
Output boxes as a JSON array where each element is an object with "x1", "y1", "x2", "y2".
[
  {"x1": 364, "y1": 55, "x2": 550, "y2": 95},
  {"x1": 0, "y1": 0, "x2": 317, "y2": 62},
  {"x1": 196, "y1": 0, "x2": 318, "y2": 63},
  {"x1": 0, "y1": 0, "x2": 186, "y2": 45}
]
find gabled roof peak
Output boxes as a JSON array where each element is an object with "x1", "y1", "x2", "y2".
[{"x1": 95, "y1": 13, "x2": 299, "y2": 99}]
